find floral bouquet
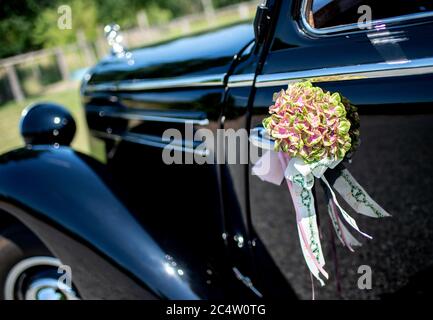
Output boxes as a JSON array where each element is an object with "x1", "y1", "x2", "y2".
[{"x1": 252, "y1": 81, "x2": 390, "y2": 286}]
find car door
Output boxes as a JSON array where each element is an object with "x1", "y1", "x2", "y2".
[
  {"x1": 82, "y1": 24, "x2": 266, "y2": 299},
  {"x1": 247, "y1": 0, "x2": 433, "y2": 299}
]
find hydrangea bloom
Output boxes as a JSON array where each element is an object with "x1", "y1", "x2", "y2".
[{"x1": 263, "y1": 81, "x2": 353, "y2": 163}]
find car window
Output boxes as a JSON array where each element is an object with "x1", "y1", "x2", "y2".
[{"x1": 303, "y1": 0, "x2": 433, "y2": 30}]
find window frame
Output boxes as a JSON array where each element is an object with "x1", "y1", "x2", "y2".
[{"x1": 300, "y1": 0, "x2": 433, "y2": 36}]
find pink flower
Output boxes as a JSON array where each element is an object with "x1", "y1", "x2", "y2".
[{"x1": 263, "y1": 81, "x2": 352, "y2": 163}]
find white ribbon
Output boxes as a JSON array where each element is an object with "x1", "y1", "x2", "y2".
[
  {"x1": 278, "y1": 153, "x2": 328, "y2": 286},
  {"x1": 327, "y1": 197, "x2": 361, "y2": 251},
  {"x1": 332, "y1": 169, "x2": 391, "y2": 218},
  {"x1": 321, "y1": 176, "x2": 372, "y2": 239},
  {"x1": 251, "y1": 150, "x2": 284, "y2": 185},
  {"x1": 251, "y1": 150, "x2": 390, "y2": 285}
]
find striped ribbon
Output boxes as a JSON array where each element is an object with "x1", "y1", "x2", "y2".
[{"x1": 252, "y1": 150, "x2": 390, "y2": 286}]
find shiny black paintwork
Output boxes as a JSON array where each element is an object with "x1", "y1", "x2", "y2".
[
  {"x1": 247, "y1": 0, "x2": 433, "y2": 299},
  {"x1": 2, "y1": 0, "x2": 433, "y2": 300},
  {"x1": 87, "y1": 23, "x2": 253, "y2": 84},
  {"x1": 83, "y1": 21, "x2": 294, "y2": 299},
  {"x1": 0, "y1": 146, "x2": 263, "y2": 299},
  {"x1": 20, "y1": 103, "x2": 76, "y2": 146},
  {"x1": 0, "y1": 20, "x2": 295, "y2": 299},
  {"x1": 82, "y1": 23, "x2": 268, "y2": 299}
]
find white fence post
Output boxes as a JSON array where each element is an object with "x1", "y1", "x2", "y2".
[
  {"x1": 77, "y1": 30, "x2": 96, "y2": 66},
  {"x1": 137, "y1": 11, "x2": 150, "y2": 29},
  {"x1": 96, "y1": 27, "x2": 108, "y2": 59},
  {"x1": 238, "y1": 3, "x2": 250, "y2": 20},
  {"x1": 180, "y1": 19, "x2": 191, "y2": 34},
  {"x1": 5, "y1": 64, "x2": 24, "y2": 103},
  {"x1": 30, "y1": 61, "x2": 41, "y2": 83},
  {"x1": 200, "y1": 0, "x2": 216, "y2": 26},
  {"x1": 55, "y1": 47, "x2": 70, "y2": 81}
]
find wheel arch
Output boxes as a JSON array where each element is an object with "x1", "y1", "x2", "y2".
[{"x1": 0, "y1": 146, "x2": 200, "y2": 299}]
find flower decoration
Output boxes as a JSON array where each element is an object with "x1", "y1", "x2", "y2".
[
  {"x1": 263, "y1": 81, "x2": 352, "y2": 163},
  {"x1": 252, "y1": 81, "x2": 390, "y2": 287}
]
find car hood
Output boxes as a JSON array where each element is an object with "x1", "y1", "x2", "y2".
[{"x1": 87, "y1": 23, "x2": 254, "y2": 85}]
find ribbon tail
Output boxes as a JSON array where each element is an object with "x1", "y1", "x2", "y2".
[
  {"x1": 328, "y1": 199, "x2": 362, "y2": 251},
  {"x1": 278, "y1": 153, "x2": 328, "y2": 286},
  {"x1": 323, "y1": 181, "x2": 361, "y2": 251},
  {"x1": 332, "y1": 168, "x2": 391, "y2": 218},
  {"x1": 297, "y1": 222, "x2": 326, "y2": 286},
  {"x1": 296, "y1": 212, "x2": 328, "y2": 286},
  {"x1": 321, "y1": 176, "x2": 372, "y2": 239},
  {"x1": 252, "y1": 150, "x2": 284, "y2": 185},
  {"x1": 327, "y1": 199, "x2": 350, "y2": 250}
]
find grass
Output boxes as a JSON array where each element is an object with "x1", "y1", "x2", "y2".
[{"x1": 0, "y1": 82, "x2": 89, "y2": 155}]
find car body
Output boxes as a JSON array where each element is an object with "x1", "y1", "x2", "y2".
[{"x1": 1, "y1": 0, "x2": 433, "y2": 299}]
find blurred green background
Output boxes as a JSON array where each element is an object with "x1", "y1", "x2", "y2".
[{"x1": 0, "y1": 0, "x2": 256, "y2": 155}]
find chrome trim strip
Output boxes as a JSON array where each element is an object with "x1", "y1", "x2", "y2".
[
  {"x1": 255, "y1": 57, "x2": 433, "y2": 88},
  {"x1": 85, "y1": 73, "x2": 226, "y2": 92},
  {"x1": 300, "y1": 0, "x2": 433, "y2": 36},
  {"x1": 227, "y1": 73, "x2": 255, "y2": 88},
  {"x1": 91, "y1": 130, "x2": 209, "y2": 156},
  {"x1": 90, "y1": 108, "x2": 209, "y2": 126},
  {"x1": 86, "y1": 83, "x2": 118, "y2": 92}
]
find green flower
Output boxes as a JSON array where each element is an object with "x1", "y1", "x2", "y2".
[{"x1": 263, "y1": 81, "x2": 357, "y2": 163}]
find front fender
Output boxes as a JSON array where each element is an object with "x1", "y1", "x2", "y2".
[{"x1": 0, "y1": 146, "x2": 200, "y2": 299}]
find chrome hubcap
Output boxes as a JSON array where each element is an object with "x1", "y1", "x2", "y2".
[
  {"x1": 4, "y1": 256, "x2": 79, "y2": 300},
  {"x1": 25, "y1": 278, "x2": 78, "y2": 300}
]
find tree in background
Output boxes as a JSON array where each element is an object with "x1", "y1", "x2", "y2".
[
  {"x1": 0, "y1": 0, "x2": 54, "y2": 58},
  {"x1": 0, "y1": 0, "x2": 247, "y2": 59},
  {"x1": 32, "y1": 0, "x2": 98, "y2": 48}
]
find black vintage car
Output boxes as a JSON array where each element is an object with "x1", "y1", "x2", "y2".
[{"x1": 1, "y1": 0, "x2": 433, "y2": 300}]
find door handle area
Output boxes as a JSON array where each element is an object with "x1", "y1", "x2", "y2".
[{"x1": 249, "y1": 126, "x2": 275, "y2": 151}]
